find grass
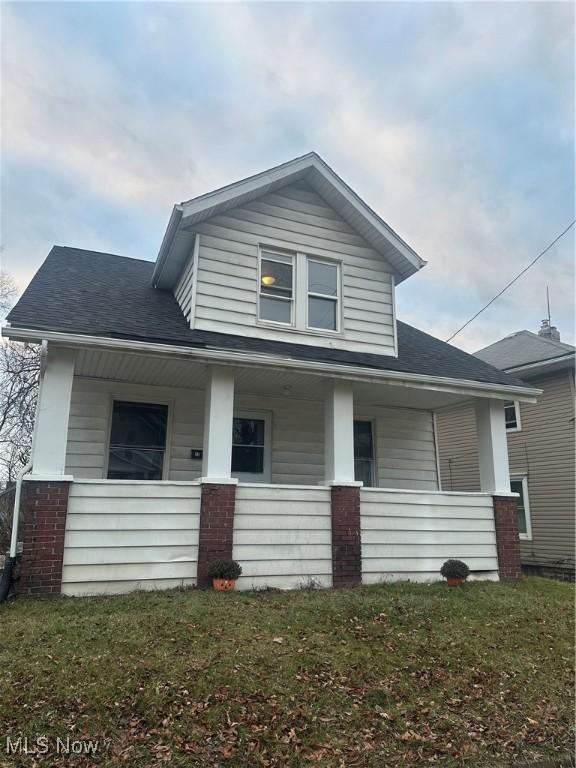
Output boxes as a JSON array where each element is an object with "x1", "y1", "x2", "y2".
[{"x1": 0, "y1": 577, "x2": 573, "y2": 767}]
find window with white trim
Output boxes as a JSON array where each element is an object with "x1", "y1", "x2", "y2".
[
  {"x1": 307, "y1": 259, "x2": 340, "y2": 331},
  {"x1": 258, "y1": 251, "x2": 294, "y2": 325},
  {"x1": 354, "y1": 420, "x2": 376, "y2": 486},
  {"x1": 107, "y1": 401, "x2": 168, "y2": 480},
  {"x1": 510, "y1": 475, "x2": 532, "y2": 539},
  {"x1": 258, "y1": 247, "x2": 341, "y2": 333},
  {"x1": 231, "y1": 411, "x2": 271, "y2": 483},
  {"x1": 504, "y1": 400, "x2": 521, "y2": 431}
]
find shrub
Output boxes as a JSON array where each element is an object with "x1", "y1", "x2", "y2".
[
  {"x1": 440, "y1": 559, "x2": 470, "y2": 580},
  {"x1": 208, "y1": 560, "x2": 242, "y2": 580}
]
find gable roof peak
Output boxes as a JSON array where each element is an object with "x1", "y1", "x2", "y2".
[{"x1": 153, "y1": 152, "x2": 426, "y2": 289}]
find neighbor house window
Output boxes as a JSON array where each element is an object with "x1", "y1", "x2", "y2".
[
  {"x1": 231, "y1": 412, "x2": 271, "y2": 482},
  {"x1": 354, "y1": 420, "x2": 375, "y2": 486},
  {"x1": 258, "y1": 251, "x2": 294, "y2": 325},
  {"x1": 504, "y1": 400, "x2": 521, "y2": 431},
  {"x1": 510, "y1": 476, "x2": 531, "y2": 539},
  {"x1": 108, "y1": 401, "x2": 168, "y2": 480},
  {"x1": 307, "y1": 258, "x2": 340, "y2": 331}
]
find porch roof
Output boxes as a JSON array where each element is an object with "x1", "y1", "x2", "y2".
[{"x1": 7, "y1": 246, "x2": 533, "y2": 393}]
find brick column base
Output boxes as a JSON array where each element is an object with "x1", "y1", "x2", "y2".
[
  {"x1": 17, "y1": 481, "x2": 71, "y2": 596},
  {"x1": 493, "y1": 495, "x2": 522, "y2": 580},
  {"x1": 197, "y1": 483, "x2": 236, "y2": 588},
  {"x1": 331, "y1": 486, "x2": 362, "y2": 587}
]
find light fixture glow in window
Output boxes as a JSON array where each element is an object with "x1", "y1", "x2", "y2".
[{"x1": 258, "y1": 251, "x2": 294, "y2": 325}]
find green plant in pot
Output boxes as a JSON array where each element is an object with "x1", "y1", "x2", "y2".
[
  {"x1": 208, "y1": 560, "x2": 242, "y2": 591},
  {"x1": 440, "y1": 559, "x2": 470, "y2": 587}
]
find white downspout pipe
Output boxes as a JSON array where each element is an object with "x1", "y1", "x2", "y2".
[{"x1": 8, "y1": 340, "x2": 48, "y2": 558}]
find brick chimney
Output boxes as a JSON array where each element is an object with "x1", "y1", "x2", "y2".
[{"x1": 538, "y1": 319, "x2": 561, "y2": 342}]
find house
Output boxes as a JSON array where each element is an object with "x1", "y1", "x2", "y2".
[
  {"x1": 3, "y1": 152, "x2": 540, "y2": 596},
  {"x1": 436, "y1": 322, "x2": 575, "y2": 580}
]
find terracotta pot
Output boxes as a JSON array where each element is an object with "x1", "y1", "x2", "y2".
[
  {"x1": 446, "y1": 576, "x2": 465, "y2": 587},
  {"x1": 212, "y1": 578, "x2": 236, "y2": 592}
]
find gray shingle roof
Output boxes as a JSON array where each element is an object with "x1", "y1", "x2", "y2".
[
  {"x1": 7, "y1": 246, "x2": 529, "y2": 389},
  {"x1": 475, "y1": 330, "x2": 575, "y2": 371}
]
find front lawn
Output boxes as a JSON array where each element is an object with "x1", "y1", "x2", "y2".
[{"x1": 0, "y1": 578, "x2": 573, "y2": 767}]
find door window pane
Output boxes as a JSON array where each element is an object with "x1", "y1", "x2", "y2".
[
  {"x1": 308, "y1": 296, "x2": 337, "y2": 330},
  {"x1": 510, "y1": 480, "x2": 527, "y2": 535},
  {"x1": 108, "y1": 401, "x2": 168, "y2": 480},
  {"x1": 232, "y1": 418, "x2": 265, "y2": 474},
  {"x1": 354, "y1": 421, "x2": 374, "y2": 486}
]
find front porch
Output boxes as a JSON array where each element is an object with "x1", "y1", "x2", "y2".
[{"x1": 17, "y1": 343, "x2": 524, "y2": 595}]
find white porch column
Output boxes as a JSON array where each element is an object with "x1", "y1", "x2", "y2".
[
  {"x1": 324, "y1": 379, "x2": 358, "y2": 485},
  {"x1": 202, "y1": 365, "x2": 235, "y2": 482},
  {"x1": 31, "y1": 346, "x2": 76, "y2": 477},
  {"x1": 475, "y1": 399, "x2": 511, "y2": 494}
]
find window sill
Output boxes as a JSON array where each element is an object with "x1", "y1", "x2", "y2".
[{"x1": 256, "y1": 320, "x2": 344, "y2": 339}]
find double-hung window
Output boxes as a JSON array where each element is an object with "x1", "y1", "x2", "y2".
[
  {"x1": 231, "y1": 412, "x2": 271, "y2": 482},
  {"x1": 510, "y1": 476, "x2": 532, "y2": 539},
  {"x1": 307, "y1": 259, "x2": 339, "y2": 331},
  {"x1": 504, "y1": 400, "x2": 521, "y2": 431},
  {"x1": 107, "y1": 400, "x2": 168, "y2": 480},
  {"x1": 258, "y1": 251, "x2": 294, "y2": 325}
]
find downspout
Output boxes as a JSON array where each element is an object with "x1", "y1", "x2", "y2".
[{"x1": 0, "y1": 340, "x2": 47, "y2": 602}]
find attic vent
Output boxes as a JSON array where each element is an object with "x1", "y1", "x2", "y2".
[{"x1": 538, "y1": 319, "x2": 561, "y2": 341}]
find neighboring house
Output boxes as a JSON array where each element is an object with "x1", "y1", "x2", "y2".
[
  {"x1": 436, "y1": 323, "x2": 575, "y2": 580},
  {"x1": 4, "y1": 153, "x2": 539, "y2": 596}
]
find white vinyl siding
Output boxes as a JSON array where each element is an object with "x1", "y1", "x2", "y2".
[
  {"x1": 361, "y1": 489, "x2": 498, "y2": 582},
  {"x1": 66, "y1": 378, "x2": 439, "y2": 491},
  {"x1": 66, "y1": 378, "x2": 204, "y2": 482},
  {"x1": 174, "y1": 249, "x2": 195, "y2": 322},
  {"x1": 62, "y1": 481, "x2": 201, "y2": 596},
  {"x1": 192, "y1": 180, "x2": 396, "y2": 355},
  {"x1": 233, "y1": 485, "x2": 332, "y2": 589}
]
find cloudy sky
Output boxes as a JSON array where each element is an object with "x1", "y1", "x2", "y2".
[{"x1": 2, "y1": 1, "x2": 574, "y2": 351}]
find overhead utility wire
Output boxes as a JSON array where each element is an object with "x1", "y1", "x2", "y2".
[{"x1": 446, "y1": 220, "x2": 576, "y2": 343}]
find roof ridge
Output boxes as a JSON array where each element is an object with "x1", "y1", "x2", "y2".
[{"x1": 51, "y1": 245, "x2": 154, "y2": 265}]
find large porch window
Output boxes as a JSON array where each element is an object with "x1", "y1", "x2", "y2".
[{"x1": 107, "y1": 401, "x2": 168, "y2": 481}]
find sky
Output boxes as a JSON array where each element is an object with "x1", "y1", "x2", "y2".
[{"x1": 1, "y1": 1, "x2": 574, "y2": 352}]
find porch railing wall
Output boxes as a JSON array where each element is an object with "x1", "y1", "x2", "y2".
[
  {"x1": 360, "y1": 489, "x2": 499, "y2": 583},
  {"x1": 233, "y1": 484, "x2": 332, "y2": 590},
  {"x1": 61, "y1": 481, "x2": 201, "y2": 596}
]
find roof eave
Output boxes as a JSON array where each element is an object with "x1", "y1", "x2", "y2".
[{"x1": 2, "y1": 325, "x2": 541, "y2": 403}]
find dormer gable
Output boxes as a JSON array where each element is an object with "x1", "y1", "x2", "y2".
[{"x1": 155, "y1": 153, "x2": 426, "y2": 357}]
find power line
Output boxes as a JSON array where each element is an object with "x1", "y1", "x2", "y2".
[{"x1": 446, "y1": 220, "x2": 575, "y2": 343}]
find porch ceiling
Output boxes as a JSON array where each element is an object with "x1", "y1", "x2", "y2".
[{"x1": 75, "y1": 347, "x2": 471, "y2": 410}]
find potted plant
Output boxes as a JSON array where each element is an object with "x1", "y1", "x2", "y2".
[
  {"x1": 208, "y1": 560, "x2": 242, "y2": 591},
  {"x1": 440, "y1": 559, "x2": 470, "y2": 587}
]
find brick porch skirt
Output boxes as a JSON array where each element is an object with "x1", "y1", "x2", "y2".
[
  {"x1": 493, "y1": 495, "x2": 522, "y2": 580},
  {"x1": 18, "y1": 481, "x2": 71, "y2": 596},
  {"x1": 196, "y1": 483, "x2": 237, "y2": 588},
  {"x1": 330, "y1": 486, "x2": 362, "y2": 587}
]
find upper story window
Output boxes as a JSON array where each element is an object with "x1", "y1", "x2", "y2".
[
  {"x1": 504, "y1": 400, "x2": 521, "y2": 431},
  {"x1": 307, "y1": 259, "x2": 339, "y2": 331},
  {"x1": 259, "y1": 251, "x2": 294, "y2": 325},
  {"x1": 258, "y1": 247, "x2": 341, "y2": 333}
]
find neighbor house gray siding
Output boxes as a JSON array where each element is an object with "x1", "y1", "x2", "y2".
[{"x1": 436, "y1": 370, "x2": 575, "y2": 571}]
